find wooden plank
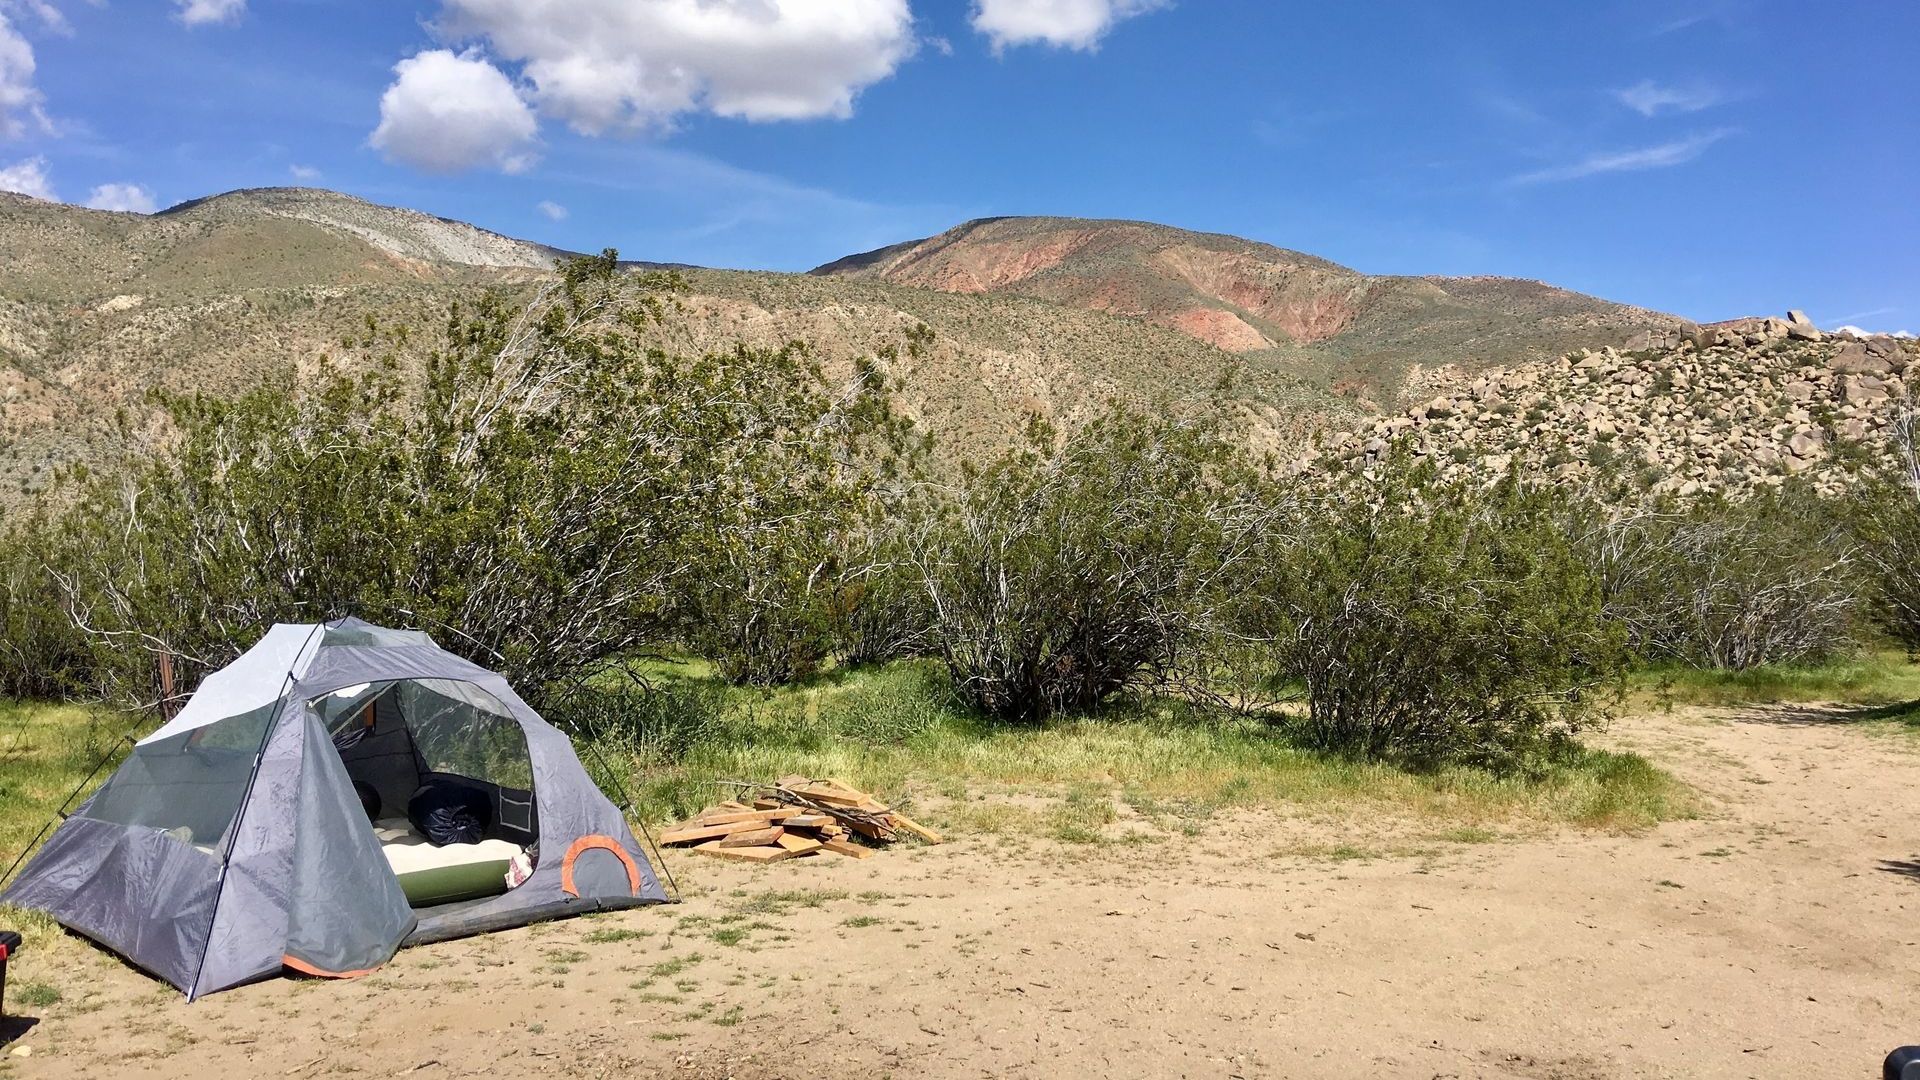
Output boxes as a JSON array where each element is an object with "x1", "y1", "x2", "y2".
[
  {"x1": 695, "y1": 808, "x2": 798, "y2": 827},
  {"x1": 844, "y1": 818, "x2": 894, "y2": 841},
  {"x1": 887, "y1": 814, "x2": 944, "y2": 844},
  {"x1": 782, "y1": 814, "x2": 835, "y2": 829},
  {"x1": 692, "y1": 841, "x2": 792, "y2": 863},
  {"x1": 820, "y1": 838, "x2": 873, "y2": 859},
  {"x1": 793, "y1": 786, "x2": 877, "y2": 809},
  {"x1": 752, "y1": 798, "x2": 783, "y2": 810},
  {"x1": 661, "y1": 818, "x2": 783, "y2": 845},
  {"x1": 774, "y1": 834, "x2": 823, "y2": 855},
  {"x1": 717, "y1": 827, "x2": 784, "y2": 848}
]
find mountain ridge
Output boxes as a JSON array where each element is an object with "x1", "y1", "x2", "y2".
[{"x1": 0, "y1": 187, "x2": 1714, "y2": 502}]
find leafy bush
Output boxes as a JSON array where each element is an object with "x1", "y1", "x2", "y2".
[
  {"x1": 29, "y1": 254, "x2": 918, "y2": 704},
  {"x1": 918, "y1": 406, "x2": 1251, "y2": 723},
  {"x1": 1591, "y1": 487, "x2": 1859, "y2": 669},
  {"x1": 676, "y1": 342, "x2": 928, "y2": 687},
  {"x1": 1257, "y1": 460, "x2": 1626, "y2": 770},
  {"x1": 0, "y1": 518, "x2": 90, "y2": 699},
  {"x1": 1852, "y1": 404, "x2": 1920, "y2": 649}
]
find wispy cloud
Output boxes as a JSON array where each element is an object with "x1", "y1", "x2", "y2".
[
  {"x1": 1831, "y1": 306, "x2": 1897, "y2": 325},
  {"x1": 1654, "y1": 1, "x2": 1743, "y2": 36},
  {"x1": 1614, "y1": 79, "x2": 1724, "y2": 117},
  {"x1": 1508, "y1": 128, "x2": 1735, "y2": 187}
]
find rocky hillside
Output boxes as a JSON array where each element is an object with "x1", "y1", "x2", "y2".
[
  {"x1": 0, "y1": 190, "x2": 1349, "y2": 500},
  {"x1": 1315, "y1": 312, "x2": 1916, "y2": 497},
  {"x1": 814, "y1": 216, "x2": 1690, "y2": 401}
]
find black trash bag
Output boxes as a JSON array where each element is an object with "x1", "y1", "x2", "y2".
[
  {"x1": 353, "y1": 780, "x2": 382, "y2": 823},
  {"x1": 407, "y1": 782, "x2": 492, "y2": 847}
]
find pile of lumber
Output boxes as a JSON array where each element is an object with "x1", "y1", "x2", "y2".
[{"x1": 661, "y1": 777, "x2": 942, "y2": 864}]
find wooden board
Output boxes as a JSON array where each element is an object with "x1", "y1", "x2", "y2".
[
  {"x1": 820, "y1": 839, "x2": 874, "y2": 859},
  {"x1": 695, "y1": 808, "x2": 798, "y2": 827},
  {"x1": 793, "y1": 786, "x2": 880, "y2": 809},
  {"x1": 661, "y1": 817, "x2": 786, "y2": 845},
  {"x1": 887, "y1": 813, "x2": 944, "y2": 845},
  {"x1": 774, "y1": 834, "x2": 823, "y2": 855},
  {"x1": 717, "y1": 827, "x2": 784, "y2": 848},
  {"x1": 691, "y1": 841, "x2": 792, "y2": 863},
  {"x1": 782, "y1": 813, "x2": 835, "y2": 829},
  {"x1": 843, "y1": 818, "x2": 895, "y2": 840}
]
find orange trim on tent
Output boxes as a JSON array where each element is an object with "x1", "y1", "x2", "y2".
[
  {"x1": 283, "y1": 954, "x2": 382, "y2": 980},
  {"x1": 559, "y1": 835, "x2": 642, "y2": 898}
]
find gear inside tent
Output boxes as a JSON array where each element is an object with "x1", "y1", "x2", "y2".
[{"x1": 1, "y1": 619, "x2": 667, "y2": 998}]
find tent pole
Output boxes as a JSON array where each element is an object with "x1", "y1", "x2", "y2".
[
  {"x1": 0, "y1": 728, "x2": 140, "y2": 887},
  {"x1": 183, "y1": 621, "x2": 327, "y2": 1002}
]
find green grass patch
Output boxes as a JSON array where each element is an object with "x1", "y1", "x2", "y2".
[
  {"x1": 1631, "y1": 653, "x2": 1920, "y2": 710},
  {"x1": 583, "y1": 927, "x2": 651, "y2": 944},
  {"x1": 613, "y1": 662, "x2": 1690, "y2": 834},
  {"x1": 14, "y1": 981, "x2": 60, "y2": 1008}
]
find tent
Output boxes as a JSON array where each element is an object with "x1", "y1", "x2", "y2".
[{"x1": 1, "y1": 619, "x2": 667, "y2": 999}]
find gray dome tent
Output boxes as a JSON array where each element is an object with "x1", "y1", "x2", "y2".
[{"x1": 1, "y1": 619, "x2": 667, "y2": 999}]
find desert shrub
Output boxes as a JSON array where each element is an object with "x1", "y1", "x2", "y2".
[
  {"x1": 1852, "y1": 403, "x2": 1920, "y2": 649},
  {"x1": 34, "y1": 253, "x2": 918, "y2": 705},
  {"x1": 0, "y1": 518, "x2": 89, "y2": 699},
  {"x1": 1257, "y1": 459, "x2": 1626, "y2": 770},
  {"x1": 1591, "y1": 487, "x2": 1859, "y2": 670},
  {"x1": 677, "y1": 341, "x2": 928, "y2": 686},
  {"x1": 919, "y1": 406, "x2": 1253, "y2": 723}
]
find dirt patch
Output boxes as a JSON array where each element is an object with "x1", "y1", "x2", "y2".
[{"x1": 6, "y1": 706, "x2": 1917, "y2": 1079}]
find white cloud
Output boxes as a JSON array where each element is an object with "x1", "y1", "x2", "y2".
[
  {"x1": 430, "y1": 0, "x2": 916, "y2": 134},
  {"x1": 536, "y1": 199, "x2": 567, "y2": 221},
  {"x1": 289, "y1": 163, "x2": 321, "y2": 181},
  {"x1": 1614, "y1": 79, "x2": 1723, "y2": 117},
  {"x1": 84, "y1": 182, "x2": 157, "y2": 213},
  {"x1": 370, "y1": 49, "x2": 539, "y2": 174},
  {"x1": 1509, "y1": 129, "x2": 1735, "y2": 186},
  {"x1": 175, "y1": 0, "x2": 245, "y2": 26},
  {"x1": 971, "y1": 0, "x2": 1166, "y2": 51},
  {"x1": 0, "y1": 11, "x2": 49, "y2": 138},
  {"x1": 0, "y1": 154, "x2": 52, "y2": 199},
  {"x1": 1836, "y1": 325, "x2": 1916, "y2": 340}
]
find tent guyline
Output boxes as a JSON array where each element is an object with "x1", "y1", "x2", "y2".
[{"x1": 2, "y1": 618, "x2": 668, "y2": 999}]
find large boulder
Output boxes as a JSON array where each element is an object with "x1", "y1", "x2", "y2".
[
  {"x1": 1839, "y1": 375, "x2": 1892, "y2": 405},
  {"x1": 1831, "y1": 344, "x2": 1895, "y2": 376}
]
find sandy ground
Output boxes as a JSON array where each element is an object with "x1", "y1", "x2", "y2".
[{"x1": 4, "y1": 705, "x2": 1917, "y2": 1079}]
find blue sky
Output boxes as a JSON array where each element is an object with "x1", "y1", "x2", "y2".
[{"x1": 1, "y1": 0, "x2": 1914, "y2": 331}]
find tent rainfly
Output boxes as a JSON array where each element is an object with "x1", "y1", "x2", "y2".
[{"x1": 1, "y1": 619, "x2": 667, "y2": 999}]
